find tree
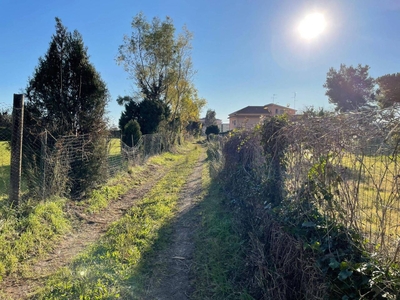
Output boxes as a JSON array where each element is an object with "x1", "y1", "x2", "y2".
[
  {"x1": 323, "y1": 64, "x2": 375, "y2": 112},
  {"x1": 117, "y1": 13, "x2": 177, "y2": 103},
  {"x1": 25, "y1": 18, "x2": 109, "y2": 198},
  {"x1": 204, "y1": 109, "x2": 216, "y2": 127},
  {"x1": 118, "y1": 96, "x2": 170, "y2": 135},
  {"x1": 205, "y1": 124, "x2": 220, "y2": 136},
  {"x1": 169, "y1": 84, "x2": 206, "y2": 135},
  {"x1": 186, "y1": 121, "x2": 202, "y2": 137},
  {"x1": 0, "y1": 109, "x2": 12, "y2": 141},
  {"x1": 117, "y1": 13, "x2": 204, "y2": 142},
  {"x1": 122, "y1": 119, "x2": 142, "y2": 147},
  {"x1": 302, "y1": 106, "x2": 330, "y2": 118},
  {"x1": 376, "y1": 73, "x2": 400, "y2": 108}
]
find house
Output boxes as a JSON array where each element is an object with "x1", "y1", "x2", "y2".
[
  {"x1": 229, "y1": 103, "x2": 296, "y2": 130},
  {"x1": 199, "y1": 118, "x2": 223, "y2": 134}
]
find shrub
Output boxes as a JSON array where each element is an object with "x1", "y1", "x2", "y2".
[{"x1": 205, "y1": 124, "x2": 220, "y2": 136}]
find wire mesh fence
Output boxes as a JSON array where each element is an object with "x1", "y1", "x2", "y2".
[
  {"x1": 28, "y1": 131, "x2": 169, "y2": 200},
  {"x1": 3, "y1": 96, "x2": 171, "y2": 203},
  {"x1": 280, "y1": 107, "x2": 400, "y2": 261},
  {"x1": 0, "y1": 102, "x2": 12, "y2": 200}
]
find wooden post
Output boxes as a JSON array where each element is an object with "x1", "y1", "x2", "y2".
[
  {"x1": 41, "y1": 130, "x2": 47, "y2": 200},
  {"x1": 10, "y1": 94, "x2": 24, "y2": 206}
]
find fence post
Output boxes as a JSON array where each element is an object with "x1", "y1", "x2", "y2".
[
  {"x1": 41, "y1": 130, "x2": 47, "y2": 199},
  {"x1": 9, "y1": 94, "x2": 24, "y2": 206}
]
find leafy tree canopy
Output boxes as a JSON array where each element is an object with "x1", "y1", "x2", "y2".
[
  {"x1": 117, "y1": 13, "x2": 205, "y2": 142},
  {"x1": 323, "y1": 64, "x2": 375, "y2": 112},
  {"x1": 118, "y1": 96, "x2": 170, "y2": 135},
  {"x1": 376, "y1": 73, "x2": 400, "y2": 108},
  {"x1": 186, "y1": 121, "x2": 202, "y2": 137},
  {"x1": 117, "y1": 13, "x2": 182, "y2": 103},
  {"x1": 204, "y1": 109, "x2": 216, "y2": 127},
  {"x1": 205, "y1": 124, "x2": 220, "y2": 136}
]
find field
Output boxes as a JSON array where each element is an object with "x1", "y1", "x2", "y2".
[
  {"x1": 287, "y1": 150, "x2": 400, "y2": 256},
  {"x1": 0, "y1": 141, "x2": 10, "y2": 200},
  {"x1": 108, "y1": 138, "x2": 121, "y2": 156}
]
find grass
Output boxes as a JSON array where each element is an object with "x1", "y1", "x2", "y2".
[
  {"x1": 0, "y1": 198, "x2": 70, "y2": 281},
  {"x1": 291, "y1": 150, "x2": 400, "y2": 257},
  {"x1": 32, "y1": 143, "x2": 202, "y2": 299},
  {"x1": 191, "y1": 152, "x2": 253, "y2": 300},
  {"x1": 108, "y1": 138, "x2": 121, "y2": 156},
  {"x1": 0, "y1": 141, "x2": 10, "y2": 200},
  {"x1": 85, "y1": 149, "x2": 186, "y2": 213}
]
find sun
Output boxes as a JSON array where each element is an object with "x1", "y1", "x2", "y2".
[{"x1": 298, "y1": 13, "x2": 326, "y2": 39}]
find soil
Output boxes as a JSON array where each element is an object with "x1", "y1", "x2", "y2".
[
  {"x1": 0, "y1": 163, "x2": 168, "y2": 300},
  {"x1": 139, "y1": 154, "x2": 205, "y2": 300},
  {"x1": 0, "y1": 152, "x2": 205, "y2": 300}
]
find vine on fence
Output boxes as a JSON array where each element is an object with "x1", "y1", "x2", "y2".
[{"x1": 215, "y1": 109, "x2": 400, "y2": 299}]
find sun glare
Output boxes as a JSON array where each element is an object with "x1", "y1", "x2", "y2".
[{"x1": 298, "y1": 13, "x2": 326, "y2": 39}]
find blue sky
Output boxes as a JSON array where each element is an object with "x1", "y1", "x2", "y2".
[{"x1": 1, "y1": 0, "x2": 399, "y2": 124}]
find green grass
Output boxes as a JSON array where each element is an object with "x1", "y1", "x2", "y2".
[
  {"x1": 86, "y1": 150, "x2": 187, "y2": 213},
  {"x1": 32, "y1": 143, "x2": 202, "y2": 299},
  {"x1": 191, "y1": 157, "x2": 253, "y2": 300},
  {"x1": 0, "y1": 141, "x2": 10, "y2": 199},
  {"x1": 108, "y1": 138, "x2": 121, "y2": 156},
  {"x1": 295, "y1": 150, "x2": 400, "y2": 256},
  {"x1": 0, "y1": 198, "x2": 70, "y2": 281}
]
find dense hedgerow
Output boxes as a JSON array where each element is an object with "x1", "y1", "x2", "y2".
[{"x1": 216, "y1": 116, "x2": 400, "y2": 299}]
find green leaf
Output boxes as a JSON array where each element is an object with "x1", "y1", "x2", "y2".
[
  {"x1": 338, "y1": 269, "x2": 353, "y2": 281},
  {"x1": 340, "y1": 261, "x2": 349, "y2": 270},
  {"x1": 302, "y1": 221, "x2": 316, "y2": 228},
  {"x1": 329, "y1": 258, "x2": 340, "y2": 270}
]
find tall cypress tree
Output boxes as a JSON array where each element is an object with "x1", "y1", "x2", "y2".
[{"x1": 24, "y1": 18, "x2": 109, "y2": 199}]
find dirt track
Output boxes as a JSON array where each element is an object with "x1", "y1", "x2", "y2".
[
  {"x1": 139, "y1": 153, "x2": 205, "y2": 299},
  {"x1": 0, "y1": 163, "x2": 168, "y2": 300},
  {"x1": 0, "y1": 151, "x2": 205, "y2": 300}
]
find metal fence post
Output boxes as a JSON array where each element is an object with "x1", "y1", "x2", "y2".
[{"x1": 9, "y1": 94, "x2": 24, "y2": 206}]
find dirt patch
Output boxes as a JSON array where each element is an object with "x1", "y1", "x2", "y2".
[
  {"x1": 0, "y1": 163, "x2": 169, "y2": 300},
  {"x1": 140, "y1": 154, "x2": 205, "y2": 299}
]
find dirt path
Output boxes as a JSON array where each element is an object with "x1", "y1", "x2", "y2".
[
  {"x1": 139, "y1": 154, "x2": 205, "y2": 300},
  {"x1": 0, "y1": 163, "x2": 170, "y2": 300}
]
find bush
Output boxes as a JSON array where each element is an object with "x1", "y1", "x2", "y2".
[
  {"x1": 217, "y1": 118, "x2": 400, "y2": 299},
  {"x1": 122, "y1": 119, "x2": 142, "y2": 147},
  {"x1": 205, "y1": 124, "x2": 220, "y2": 136}
]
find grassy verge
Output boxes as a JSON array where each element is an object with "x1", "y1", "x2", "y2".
[
  {"x1": 0, "y1": 143, "x2": 194, "y2": 286},
  {"x1": 32, "y1": 143, "x2": 202, "y2": 299},
  {"x1": 85, "y1": 146, "x2": 192, "y2": 213},
  {"x1": 191, "y1": 157, "x2": 253, "y2": 300},
  {"x1": 0, "y1": 141, "x2": 10, "y2": 200},
  {"x1": 0, "y1": 198, "x2": 70, "y2": 281}
]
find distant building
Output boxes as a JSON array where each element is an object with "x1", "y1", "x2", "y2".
[
  {"x1": 199, "y1": 118, "x2": 223, "y2": 134},
  {"x1": 229, "y1": 103, "x2": 296, "y2": 130}
]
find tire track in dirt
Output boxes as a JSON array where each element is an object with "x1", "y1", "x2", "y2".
[
  {"x1": 0, "y1": 163, "x2": 171, "y2": 300},
  {"x1": 140, "y1": 153, "x2": 205, "y2": 300}
]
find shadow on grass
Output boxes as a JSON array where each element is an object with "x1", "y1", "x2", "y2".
[{"x1": 121, "y1": 179, "x2": 250, "y2": 299}]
